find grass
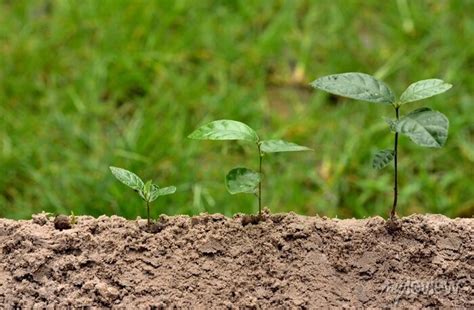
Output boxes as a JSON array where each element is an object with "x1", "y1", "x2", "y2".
[{"x1": 0, "y1": 1, "x2": 473, "y2": 219}]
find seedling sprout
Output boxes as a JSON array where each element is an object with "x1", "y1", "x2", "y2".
[
  {"x1": 109, "y1": 166, "x2": 176, "y2": 225},
  {"x1": 188, "y1": 120, "x2": 312, "y2": 217}
]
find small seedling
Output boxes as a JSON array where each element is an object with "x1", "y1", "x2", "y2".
[
  {"x1": 188, "y1": 120, "x2": 312, "y2": 217},
  {"x1": 109, "y1": 166, "x2": 176, "y2": 225},
  {"x1": 311, "y1": 73, "x2": 451, "y2": 220},
  {"x1": 70, "y1": 211, "x2": 77, "y2": 225}
]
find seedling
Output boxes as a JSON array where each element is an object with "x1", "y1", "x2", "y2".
[
  {"x1": 311, "y1": 73, "x2": 451, "y2": 220},
  {"x1": 109, "y1": 166, "x2": 176, "y2": 225},
  {"x1": 70, "y1": 211, "x2": 77, "y2": 225},
  {"x1": 188, "y1": 120, "x2": 312, "y2": 217}
]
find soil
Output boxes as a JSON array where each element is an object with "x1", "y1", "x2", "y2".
[{"x1": 0, "y1": 211, "x2": 472, "y2": 308}]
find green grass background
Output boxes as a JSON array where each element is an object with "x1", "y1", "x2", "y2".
[{"x1": 1, "y1": 0, "x2": 473, "y2": 220}]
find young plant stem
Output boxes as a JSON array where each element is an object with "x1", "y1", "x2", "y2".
[
  {"x1": 390, "y1": 106, "x2": 400, "y2": 220},
  {"x1": 146, "y1": 200, "x2": 151, "y2": 226},
  {"x1": 257, "y1": 144, "x2": 263, "y2": 217}
]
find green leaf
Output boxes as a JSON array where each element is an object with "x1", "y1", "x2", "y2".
[
  {"x1": 372, "y1": 149, "x2": 394, "y2": 169},
  {"x1": 395, "y1": 108, "x2": 449, "y2": 148},
  {"x1": 109, "y1": 166, "x2": 144, "y2": 191},
  {"x1": 143, "y1": 185, "x2": 176, "y2": 202},
  {"x1": 188, "y1": 120, "x2": 259, "y2": 142},
  {"x1": 260, "y1": 139, "x2": 312, "y2": 153},
  {"x1": 399, "y1": 79, "x2": 452, "y2": 105},
  {"x1": 384, "y1": 117, "x2": 397, "y2": 132},
  {"x1": 148, "y1": 184, "x2": 161, "y2": 202},
  {"x1": 311, "y1": 72, "x2": 395, "y2": 104},
  {"x1": 138, "y1": 180, "x2": 154, "y2": 201},
  {"x1": 225, "y1": 167, "x2": 260, "y2": 195},
  {"x1": 138, "y1": 189, "x2": 147, "y2": 201},
  {"x1": 144, "y1": 180, "x2": 152, "y2": 194},
  {"x1": 156, "y1": 186, "x2": 177, "y2": 196}
]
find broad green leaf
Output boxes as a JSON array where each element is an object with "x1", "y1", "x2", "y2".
[
  {"x1": 372, "y1": 149, "x2": 394, "y2": 169},
  {"x1": 399, "y1": 79, "x2": 452, "y2": 105},
  {"x1": 156, "y1": 186, "x2": 177, "y2": 197},
  {"x1": 188, "y1": 120, "x2": 259, "y2": 142},
  {"x1": 109, "y1": 166, "x2": 144, "y2": 191},
  {"x1": 260, "y1": 139, "x2": 312, "y2": 153},
  {"x1": 395, "y1": 108, "x2": 449, "y2": 148},
  {"x1": 311, "y1": 72, "x2": 395, "y2": 104},
  {"x1": 225, "y1": 167, "x2": 260, "y2": 195}
]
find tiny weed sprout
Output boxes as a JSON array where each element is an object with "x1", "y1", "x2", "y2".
[
  {"x1": 70, "y1": 211, "x2": 77, "y2": 225},
  {"x1": 188, "y1": 120, "x2": 312, "y2": 217},
  {"x1": 311, "y1": 73, "x2": 452, "y2": 220},
  {"x1": 109, "y1": 166, "x2": 176, "y2": 225}
]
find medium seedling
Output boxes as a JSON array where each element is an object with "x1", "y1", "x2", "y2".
[
  {"x1": 311, "y1": 73, "x2": 451, "y2": 220},
  {"x1": 109, "y1": 166, "x2": 176, "y2": 225},
  {"x1": 188, "y1": 120, "x2": 312, "y2": 217}
]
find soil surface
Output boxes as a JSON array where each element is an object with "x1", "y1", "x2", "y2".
[{"x1": 0, "y1": 212, "x2": 472, "y2": 308}]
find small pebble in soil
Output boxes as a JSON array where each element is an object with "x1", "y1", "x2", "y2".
[{"x1": 54, "y1": 215, "x2": 72, "y2": 230}]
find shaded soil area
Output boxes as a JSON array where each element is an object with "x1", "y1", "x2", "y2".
[{"x1": 0, "y1": 212, "x2": 472, "y2": 308}]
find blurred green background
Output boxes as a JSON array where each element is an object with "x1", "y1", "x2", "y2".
[{"x1": 1, "y1": 0, "x2": 473, "y2": 220}]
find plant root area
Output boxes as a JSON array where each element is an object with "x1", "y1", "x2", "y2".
[{"x1": 0, "y1": 212, "x2": 472, "y2": 308}]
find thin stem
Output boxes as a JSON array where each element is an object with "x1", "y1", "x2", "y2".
[
  {"x1": 257, "y1": 144, "x2": 263, "y2": 217},
  {"x1": 146, "y1": 200, "x2": 151, "y2": 226},
  {"x1": 391, "y1": 107, "x2": 400, "y2": 220}
]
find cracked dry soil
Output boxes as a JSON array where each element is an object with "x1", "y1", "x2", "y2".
[{"x1": 0, "y1": 212, "x2": 472, "y2": 308}]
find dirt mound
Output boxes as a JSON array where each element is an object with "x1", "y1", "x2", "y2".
[{"x1": 0, "y1": 212, "x2": 472, "y2": 308}]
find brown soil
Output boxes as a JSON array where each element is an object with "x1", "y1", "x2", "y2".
[{"x1": 0, "y1": 212, "x2": 472, "y2": 308}]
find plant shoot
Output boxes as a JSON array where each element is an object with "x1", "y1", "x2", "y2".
[
  {"x1": 311, "y1": 73, "x2": 451, "y2": 220},
  {"x1": 109, "y1": 166, "x2": 176, "y2": 225},
  {"x1": 188, "y1": 120, "x2": 312, "y2": 217}
]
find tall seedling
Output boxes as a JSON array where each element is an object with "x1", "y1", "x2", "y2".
[
  {"x1": 188, "y1": 120, "x2": 312, "y2": 217},
  {"x1": 110, "y1": 167, "x2": 176, "y2": 225},
  {"x1": 311, "y1": 73, "x2": 451, "y2": 219}
]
